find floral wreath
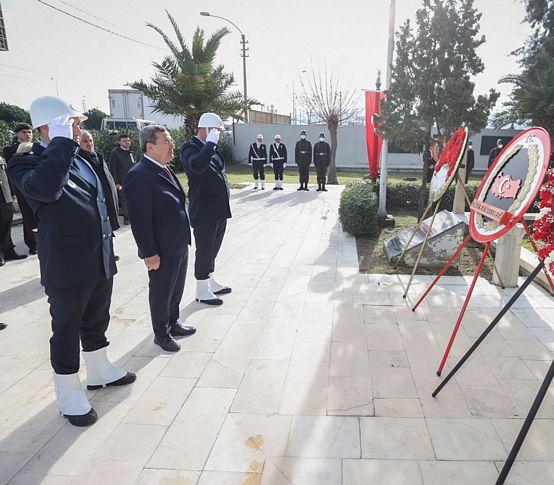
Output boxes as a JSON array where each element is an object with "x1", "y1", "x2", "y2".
[
  {"x1": 532, "y1": 169, "x2": 554, "y2": 274},
  {"x1": 434, "y1": 127, "x2": 467, "y2": 177}
]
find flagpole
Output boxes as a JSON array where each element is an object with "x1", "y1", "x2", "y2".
[{"x1": 378, "y1": 0, "x2": 396, "y2": 224}]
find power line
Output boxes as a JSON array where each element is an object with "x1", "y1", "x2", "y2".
[
  {"x1": 56, "y1": 0, "x2": 136, "y2": 35},
  {"x1": 36, "y1": 0, "x2": 165, "y2": 51},
  {"x1": 0, "y1": 72, "x2": 50, "y2": 83},
  {"x1": 0, "y1": 63, "x2": 52, "y2": 77}
]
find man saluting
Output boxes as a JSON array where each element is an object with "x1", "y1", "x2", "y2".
[{"x1": 8, "y1": 96, "x2": 135, "y2": 427}]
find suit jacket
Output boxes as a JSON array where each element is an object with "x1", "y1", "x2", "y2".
[
  {"x1": 7, "y1": 138, "x2": 117, "y2": 288},
  {"x1": 0, "y1": 155, "x2": 12, "y2": 204},
  {"x1": 124, "y1": 156, "x2": 191, "y2": 259},
  {"x1": 248, "y1": 143, "x2": 267, "y2": 164},
  {"x1": 109, "y1": 146, "x2": 136, "y2": 185},
  {"x1": 180, "y1": 136, "x2": 231, "y2": 226},
  {"x1": 78, "y1": 149, "x2": 120, "y2": 231},
  {"x1": 295, "y1": 139, "x2": 312, "y2": 165}
]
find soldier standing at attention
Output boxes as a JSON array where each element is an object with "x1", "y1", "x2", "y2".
[
  {"x1": 109, "y1": 134, "x2": 136, "y2": 225},
  {"x1": 248, "y1": 134, "x2": 267, "y2": 190},
  {"x1": 269, "y1": 134, "x2": 287, "y2": 190},
  {"x1": 313, "y1": 132, "x2": 331, "y2": 191},
  {"x1": 295, "y1": 130, "x2": 312, "y2": 191}
]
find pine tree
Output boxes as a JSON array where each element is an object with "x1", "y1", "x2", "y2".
[{"x1": 378, "y1": 0, "x2": 498, "y2": 214}]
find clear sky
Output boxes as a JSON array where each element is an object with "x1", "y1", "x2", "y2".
[{"x1": 0, "y1": 0, "x2": 531, "y2": 119}]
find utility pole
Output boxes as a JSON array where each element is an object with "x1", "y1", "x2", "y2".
[{"x1": 377, "y1": 0, "x2": 396, "y2": 226}]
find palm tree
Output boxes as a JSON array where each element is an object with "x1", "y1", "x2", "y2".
[{"x1": 132, "y1": 11, "x2": 257, "y2": 135}]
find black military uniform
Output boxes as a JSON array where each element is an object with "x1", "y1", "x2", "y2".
[
  {"x1": 269, "y1": 136, "x2": 287, "y2": 190},
  {"x1": 313, "y1": 132, "x2": 331, "y2": 191},
  {"x1": 465, "y1": 143, "x2": 475, "y2": 183},
  {"x1": 109, "y1": 145, "x2": 136, "y2": 223},
  {"x1": 3, "y1": 123, "x2": 38, "y2": 254},
  {"x1": 248, "y1": 137, "x2": 267, "y2": 189},
  {"x1": 295, "y1": 130, "x2": 312, "y2": 191},
  {"x1": 488, "y1": 140, "x2": 503, "y2": 168}
]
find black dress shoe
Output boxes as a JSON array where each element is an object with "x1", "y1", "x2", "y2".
[
  {"x1": 304, "y1": 187, "x2": 310, "y2": 191},
  {"x1": 0, "y1": 257, "x2": 5, "y2": 267},
  {"x1": 170, "y1": 323, "x2": 197, "y2": 337},
  {"x1": 64, "y1": 408, "x2": 98, "y2": 427},
  {"x1": 114, "y1": 255, "x2": 120, "y2": 261},
  {"x1": 0, "y1": 323, "x2": 7, "y2": 330},
  {"x1": 87, "y1": 372, "x2": 137, "y2": 390},
  {"x1": 154, "y1": 335, "x2": 181, "y2": 352},
  {"x1": 196, "y1": 296, "x2": 223, "y2": 305},
  {"x1": 213, "y1": 286, "x2": 232, "y2": 295},
  {"x1": 297, "y1": 186, "x2": 303, "y2": 191},
  {"x1": 29, "y1": 247, "x2": 38, "y2": 255},
  {"x1": 4, "y1": 251, "x2": 27, "y2": 261}
]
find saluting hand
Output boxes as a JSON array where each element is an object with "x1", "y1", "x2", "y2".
[
  {"x1": 206, "y1": 128, "x2": 220, "y2": 144},
  {"x1": 145, "y1": 254, "x2": 160, "y2": 271}
]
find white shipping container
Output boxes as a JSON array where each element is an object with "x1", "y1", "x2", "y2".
[{"x1": 108, "y1": 89, "x2": 144, "y2": 119}]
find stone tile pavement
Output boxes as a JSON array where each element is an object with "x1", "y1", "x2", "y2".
[{"x1": 1, "y1": 183, "x2": 554, "y2": 484}]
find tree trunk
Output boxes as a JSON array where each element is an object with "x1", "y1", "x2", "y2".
[
  {"x1": 418, "y1": 144, "x2": 430, "y2": 221},
  {"x1": 328, "y1": 121, "x2": 339, "y2": 184}
]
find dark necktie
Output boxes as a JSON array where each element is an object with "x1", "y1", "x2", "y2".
[{"x1": 163, "y1": 165, "x2": 175, "y2": 183}]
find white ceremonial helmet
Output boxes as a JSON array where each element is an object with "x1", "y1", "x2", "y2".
[
  {"x1": 256, "y1": 134, "x2": 263, "y2": 140},
  {"x1": 198, "y1": 112, "x2": 224, "y2": 129},
  {"x1": 30, "y1": 96, "x2": 87, "y2": 128},
  {"x1": 274, "y1": 134, "x2": 281, "y2": 140}
]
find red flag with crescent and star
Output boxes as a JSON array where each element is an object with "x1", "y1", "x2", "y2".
[{"x1": 365, "y1": 90, "x2": 384, "y2": 182}]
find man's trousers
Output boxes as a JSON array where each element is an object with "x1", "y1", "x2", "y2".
[
  {"x1": 45, "y1": 276, "x2": 113, "y2": 374},
  {"x1": 273, "y1": 161, "x2": 284, "y2": 180},
  {"x1": 252, "y1": 161, "x2": 266, "y2": 180},
  {"x1": 193, "y1": 219, "x2": 227, "y2": 280},
  {"x1": 298, "y1": 162, "x2": 310, "y2": 184},
  {"x1": 148, "y1": 248, "x2": 188, "y2": 338}
]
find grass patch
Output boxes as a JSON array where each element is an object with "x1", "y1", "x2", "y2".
[{"x1": 356, "y1": 208, "x2": 495, "y2": 277}]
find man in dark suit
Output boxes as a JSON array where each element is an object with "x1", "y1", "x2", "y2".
[
  {"x1": 3, "y1": 122, "x2": 38, "y2": 255},
  {"x1": 8, "y1": 96, "x2": 135, "y2": 427},
  {"x1": 124, "y1": 125, "x2": 196, "y2": 352},
  {"x1": 109, "y1": 134, "x2": 136, "y2": 225},
  {"x1": 465, "y1": 140, "x2": 475, "y2": 183},
  {"x1": 181, "y1": 112, "x2": 232, "y2": 305},
  {"x1": 313, "y1": 132, "x2": 331, "y2": 192},
  {"x1": 295, "y1": 130, "x2": 312, "y2": 191}
]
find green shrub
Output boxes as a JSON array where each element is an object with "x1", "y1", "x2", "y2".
[
  {"x1": 339, "y1": 180, "x2": 379, "y2": 236},
  {"x1": 383, "y1": 182, "x2": 478, "y2": 211}
]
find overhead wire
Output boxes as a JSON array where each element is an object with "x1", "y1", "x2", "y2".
[{"x1": 36, "y1": 0, "x2": 165, "y2": 51}]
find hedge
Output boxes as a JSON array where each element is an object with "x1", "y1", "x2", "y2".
[{"x1": 339, "y1": 180, "x2": 379, "y2": 236}]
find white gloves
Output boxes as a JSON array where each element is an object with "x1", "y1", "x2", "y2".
[
  {"x1": 48, "y1": 115, "x2": 74, "y2": 140},
  {"x1": 206, "y1": 128, "x2": 220, "y2": 144},
  {"x1": 283, "y1": 163, "x2": 287, "y2": 168}
]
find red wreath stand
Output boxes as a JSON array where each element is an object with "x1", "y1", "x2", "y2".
[{"x1": 411, "y1": 127, "x2": 553, "y2": 376}]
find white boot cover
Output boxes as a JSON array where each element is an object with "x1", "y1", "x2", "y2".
[
  {"x1": 83, "y1": 347, "x2": 126, "y2": 387},
  {"x1": 53, "y1": 372, "x2": 91, "y2": 416}
]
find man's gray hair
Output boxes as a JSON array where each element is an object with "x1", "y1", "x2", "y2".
[
  {"x1": 140, "y1": 125, "x2": 167, "y2": 152},
  {"x1": 81, "y1": 129, "x2": 92, "y2": 138}
]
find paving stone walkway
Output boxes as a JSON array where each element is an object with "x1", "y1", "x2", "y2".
[{"x1": 1, "y1": 183, "x2": 554, "y2": 484}]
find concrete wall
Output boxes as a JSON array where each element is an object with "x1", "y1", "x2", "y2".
[{"x1": 231, "y1": 123, "x2": 523, "y2": 171}]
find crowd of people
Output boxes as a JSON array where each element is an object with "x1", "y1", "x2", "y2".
[{"x1": 2, "y1": 96, "x2": 233, "y2": 427}]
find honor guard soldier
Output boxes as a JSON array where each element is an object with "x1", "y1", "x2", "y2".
[
  {"x1": 295, "y1": 130, "x2": 312, "y2": 191},
  {"x1": 248, "y1": 134, "x2": 267, "y2": 190},
  {"x1": 313, "y1": 132, "x2": 331, "y2": 191},
  {"x1": 269, "y1": 134, "x2": 287, "y2": 190},
  {"x1": 8, "y1": 96, "x2": 135, "y2": 427}
]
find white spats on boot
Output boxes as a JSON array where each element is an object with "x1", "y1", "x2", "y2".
[
  {"x1": 196, "y1": 278, "x2": 223, "y2": 305},
  {"x1": 83, "y1": 347, "x2": 130, "y2": 390},
  {"x1": 209, "y1": 273, "x2": 232, "y2": 295},
  {"x1": 53, "y1": 372, "x2": 97, "y2": 426},
  {"x1": 254, "y1": 180, "x2": 259, "y2": 189},
  {"x1": 261, "y1": 181, "x2": 266, "y2": 190}
]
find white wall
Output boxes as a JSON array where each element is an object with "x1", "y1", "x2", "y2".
[{"x1": 232, "y1": 124, "x2": 523, "y2": 171}]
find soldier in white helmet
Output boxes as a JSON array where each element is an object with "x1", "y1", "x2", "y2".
[
  {"x1": 269, "y1": 134, "x2": 287, "y2": 190},
  {"x1": 8, "y1": 97, "x2": 135, "y2": 427},
  {"x1": 248, "y1": 134, "x2": 267, "y2": 189},
  {"x1": 181, "y1": 113, "x2": 232, "y2": 305}
]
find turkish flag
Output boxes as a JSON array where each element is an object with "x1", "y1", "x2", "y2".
[{"x1": 365, "y1": 90, "x2": 384, "y2": 182}]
